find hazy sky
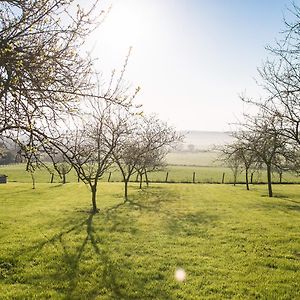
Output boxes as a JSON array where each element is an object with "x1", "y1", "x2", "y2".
[{"x1": 87, "y1": 0, "x2": 293, "y2": 131}]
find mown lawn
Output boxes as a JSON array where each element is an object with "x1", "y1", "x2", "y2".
[{"x1": 0, "y1": 182, "x2": 299, "y2": 299}]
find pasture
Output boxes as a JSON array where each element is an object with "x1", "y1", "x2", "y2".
[
  {"x1": 0, "y1": 182, "x2": 299, "y2": 299},
  {"x1": 0, "y1": 151, "x2": 300, "y2": 299},
  {"x1": 1, "y1": 150, "x2": 300, "y2": 185}
]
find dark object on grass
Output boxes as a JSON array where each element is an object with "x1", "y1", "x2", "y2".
[{"x1": 0, "y1": 175, "x2": 7, "y2": 184}]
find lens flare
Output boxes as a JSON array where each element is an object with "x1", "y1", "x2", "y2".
[{"x1": 175, "y1": 268, "x2": 186, "y2": 282}]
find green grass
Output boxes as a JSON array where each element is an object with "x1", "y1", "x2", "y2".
[
  {"x1": 1, "y1": 163, "x2": 300, "y2": 184},
  {"x1": 166, "y1": 151, "x2": 220, "y2": 166},
  {"x1": 0, "y1": 182, "x2": 299, "y2": 299}
]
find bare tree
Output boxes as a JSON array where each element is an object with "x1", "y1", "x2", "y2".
[
  {"x1": 45, "y1": 102, "x2": 131, "y2": 213},
  {"x1": 0, "y1": 0, "x2": 107, "y2": 136},
  {"x1": 51, "y1": 154, "x2": 73, "y2": 184},
  {"x1": 238, "y1": 114, "x2": 289, "y2": 197},
  {"x1": 136, "y1": 147, "x2": 167, "y2": 189},
  {"x1": 221, "y1": 145, "x2": 242, "y2": 186},
  {"x1": 114, "y1": 115, "x2": 182, "y2": 202},
  {"x1": 246, "y1": 3, "x2": 300, "y2": 147}
]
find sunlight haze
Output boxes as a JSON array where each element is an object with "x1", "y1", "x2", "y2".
[{"x1": 87, "y1": 0, "x2": 292, "y2": 131}]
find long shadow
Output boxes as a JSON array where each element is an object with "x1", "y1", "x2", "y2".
[
  {"x1": 107, "y1": 186, "x2": 179, "y2": 215},
  {"x1": 165, "y1": 211, "x2": 219, "y2": 238},
  {"x1": 6, "y1": 208, "x2": 171, "y2": 299},
  {"x1": 57, "y1": 213, "x2": 170, "y2": 299},
  {"x1": 5, "y1": 185, "x2": 205, "y2": 298},
  {"x1": 257, "y1": 201, "x2": 300, "y2": 213},
  {"x1": 256, "y1": 192, "x2": 300, "y2": 213}
]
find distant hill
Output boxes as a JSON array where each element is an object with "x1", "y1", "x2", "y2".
[{"x1": 177, "y1": 130, "x2": 234, "y2": 151}]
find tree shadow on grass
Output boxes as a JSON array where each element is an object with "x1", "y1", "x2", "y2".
[
  {"x1": 7, "y1": 209, "x2": 171, "y2": 299},
  {"x1": 165, "y1": 211, "x2": 219, "y2": 238},
  {"x1": 54, "y1": 213, "x2": 171, "y2": 299},
  {"x1": 257, "y1": 201, "x2": 300, "y2": 213},
  {"x1": 107, "y1": 186, "x2": 179, "y2": 216},
  {"x1": 56, "y1": 214, "x2": 126, "y2": 299}
]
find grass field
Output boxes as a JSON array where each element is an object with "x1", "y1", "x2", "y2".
[
  {"x1": 166, "y1": 151, "x2": 221, "y2": 166},
  {"x1": 0, "y1": 182, "x2": 300, "y2": 299},
  {"x1": 1, "y1": 159, "x2": 300, "y2": 185}
]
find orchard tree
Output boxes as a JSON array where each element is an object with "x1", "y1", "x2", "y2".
[
  {"x1": 239, "y1": 114, "x2": 289, "y2": 197},
  {"x1": 114, "y1": 115, "x2": 182, "y2": 201},
  {"x1": 243, "y1": 3, "x2": 300, "y2": 148},
  {"x1": 46, "y1": 102, "x2": 131, "y2": 213},
  {"x1": 135, "y1": 147, "x2": 167, "y2": 189},
  {"x1": 221, "y1": 145, "x2": 242, "y2": 186},
  {"x1": 0, "y1": 0, "x2": 106, "y2": 135},
  {"x1": 51, "y1": 154, "x2": 73, "y2": 184}
]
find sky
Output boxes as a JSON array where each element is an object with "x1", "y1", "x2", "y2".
[{"x1": 86, "y1": 0, "x2": 294, "y2": 131}]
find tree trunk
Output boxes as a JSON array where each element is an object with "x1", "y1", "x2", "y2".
[
  {"x1": 145, "y1": 170, "x2": 149, "y2": 187},
  {"x1": 31, "y1": 172, "x2": 35, "y2": 189},
  {"x1": 124, "y1": 180, "x2": 128, "y2": 202},
  {"x1": 139, "y1": 173, "x2": 143, "y2": 189},
  {"x1": 91, "y1": 186, "x2": 98, "y2": 213},
  {"x1": 245, "y1": 169, "x2": 249, "y2": 191},
  {"x1": 267, "y1": 164, "x2": 273, "y2": 197},
  {"x1": 62, "y1": 173, "x2": 66, "y2": 184},
  {"x1": 50, "y1": 174, "x2": 54, "y2": 183}
]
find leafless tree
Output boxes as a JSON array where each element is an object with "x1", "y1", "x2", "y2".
[
  {"x1": 221, "y1": 139, "x2": 258, "y2": 189},
  {"x1": 44, "y1": 102, "x2": 131, "y2": 213},
  {"x1": 238, "y1": 114, "x2": 289, "y2": 197},
  {"x1": 0, "y1": 0, "x2": 106, "y2": 135},
  {"x1": 0, "y1": 0, "x2": 143, "y2": 191},
  {"x1": 51, "y1": 154, "x2": 73, "y2": 184},
  {"x1": 244, "y1": 3, "x2": 300, "y2": 147},
  {"x1": 114, "y1": 115, "x2": 182, "y2": 202},
  {"x1": 136, "y1": 147, "x2": 167, "y2": 189}
]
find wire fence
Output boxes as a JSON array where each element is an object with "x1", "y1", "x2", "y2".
[{"x1": 1, "y1": 164, "x2": 299, "y2": 184}]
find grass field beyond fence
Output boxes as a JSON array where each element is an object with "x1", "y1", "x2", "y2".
[
  {"x1": 1, "y1": 162, "x2": 300, "y2": 184},
  {"x1": 0, "y1": 183, "x2": 299, "y2": 299}
]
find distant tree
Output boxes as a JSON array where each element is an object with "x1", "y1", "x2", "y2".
[
  {"x1": 187, "y1": 144, "x2": 196, "y2": 152},
  {"x1": 51, "y1": 155, "x2": 73, "y2": 184},
  {"x1": 221, "y1": 146, "x2": 242, "y2": 186},
  {"x1": 114, "y1": 115, "x2": 181, "y2": 201},
  {"x1": 0, "y1": 140, "x2": 15, "y2": 164},
  {"x1": 136, "y1": 147, "x2": 167, "y2": 189},
  {"x1": 238, "y1": 114, "x2": 289, "y2": 197}
]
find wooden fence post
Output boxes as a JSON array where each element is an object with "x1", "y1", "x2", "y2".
[
  {"x1": 193, "y1": 172, "x2": 196, "y2": 183},
  {"x1": 222, "y1": 172, "x2": 225, "y2": 184},
  {"x1": 279, "y1": 172, "x2": 282, "y2": 184},
  {"x1": 165, "y1": 172, "x2": 169, "y2": 183}
]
